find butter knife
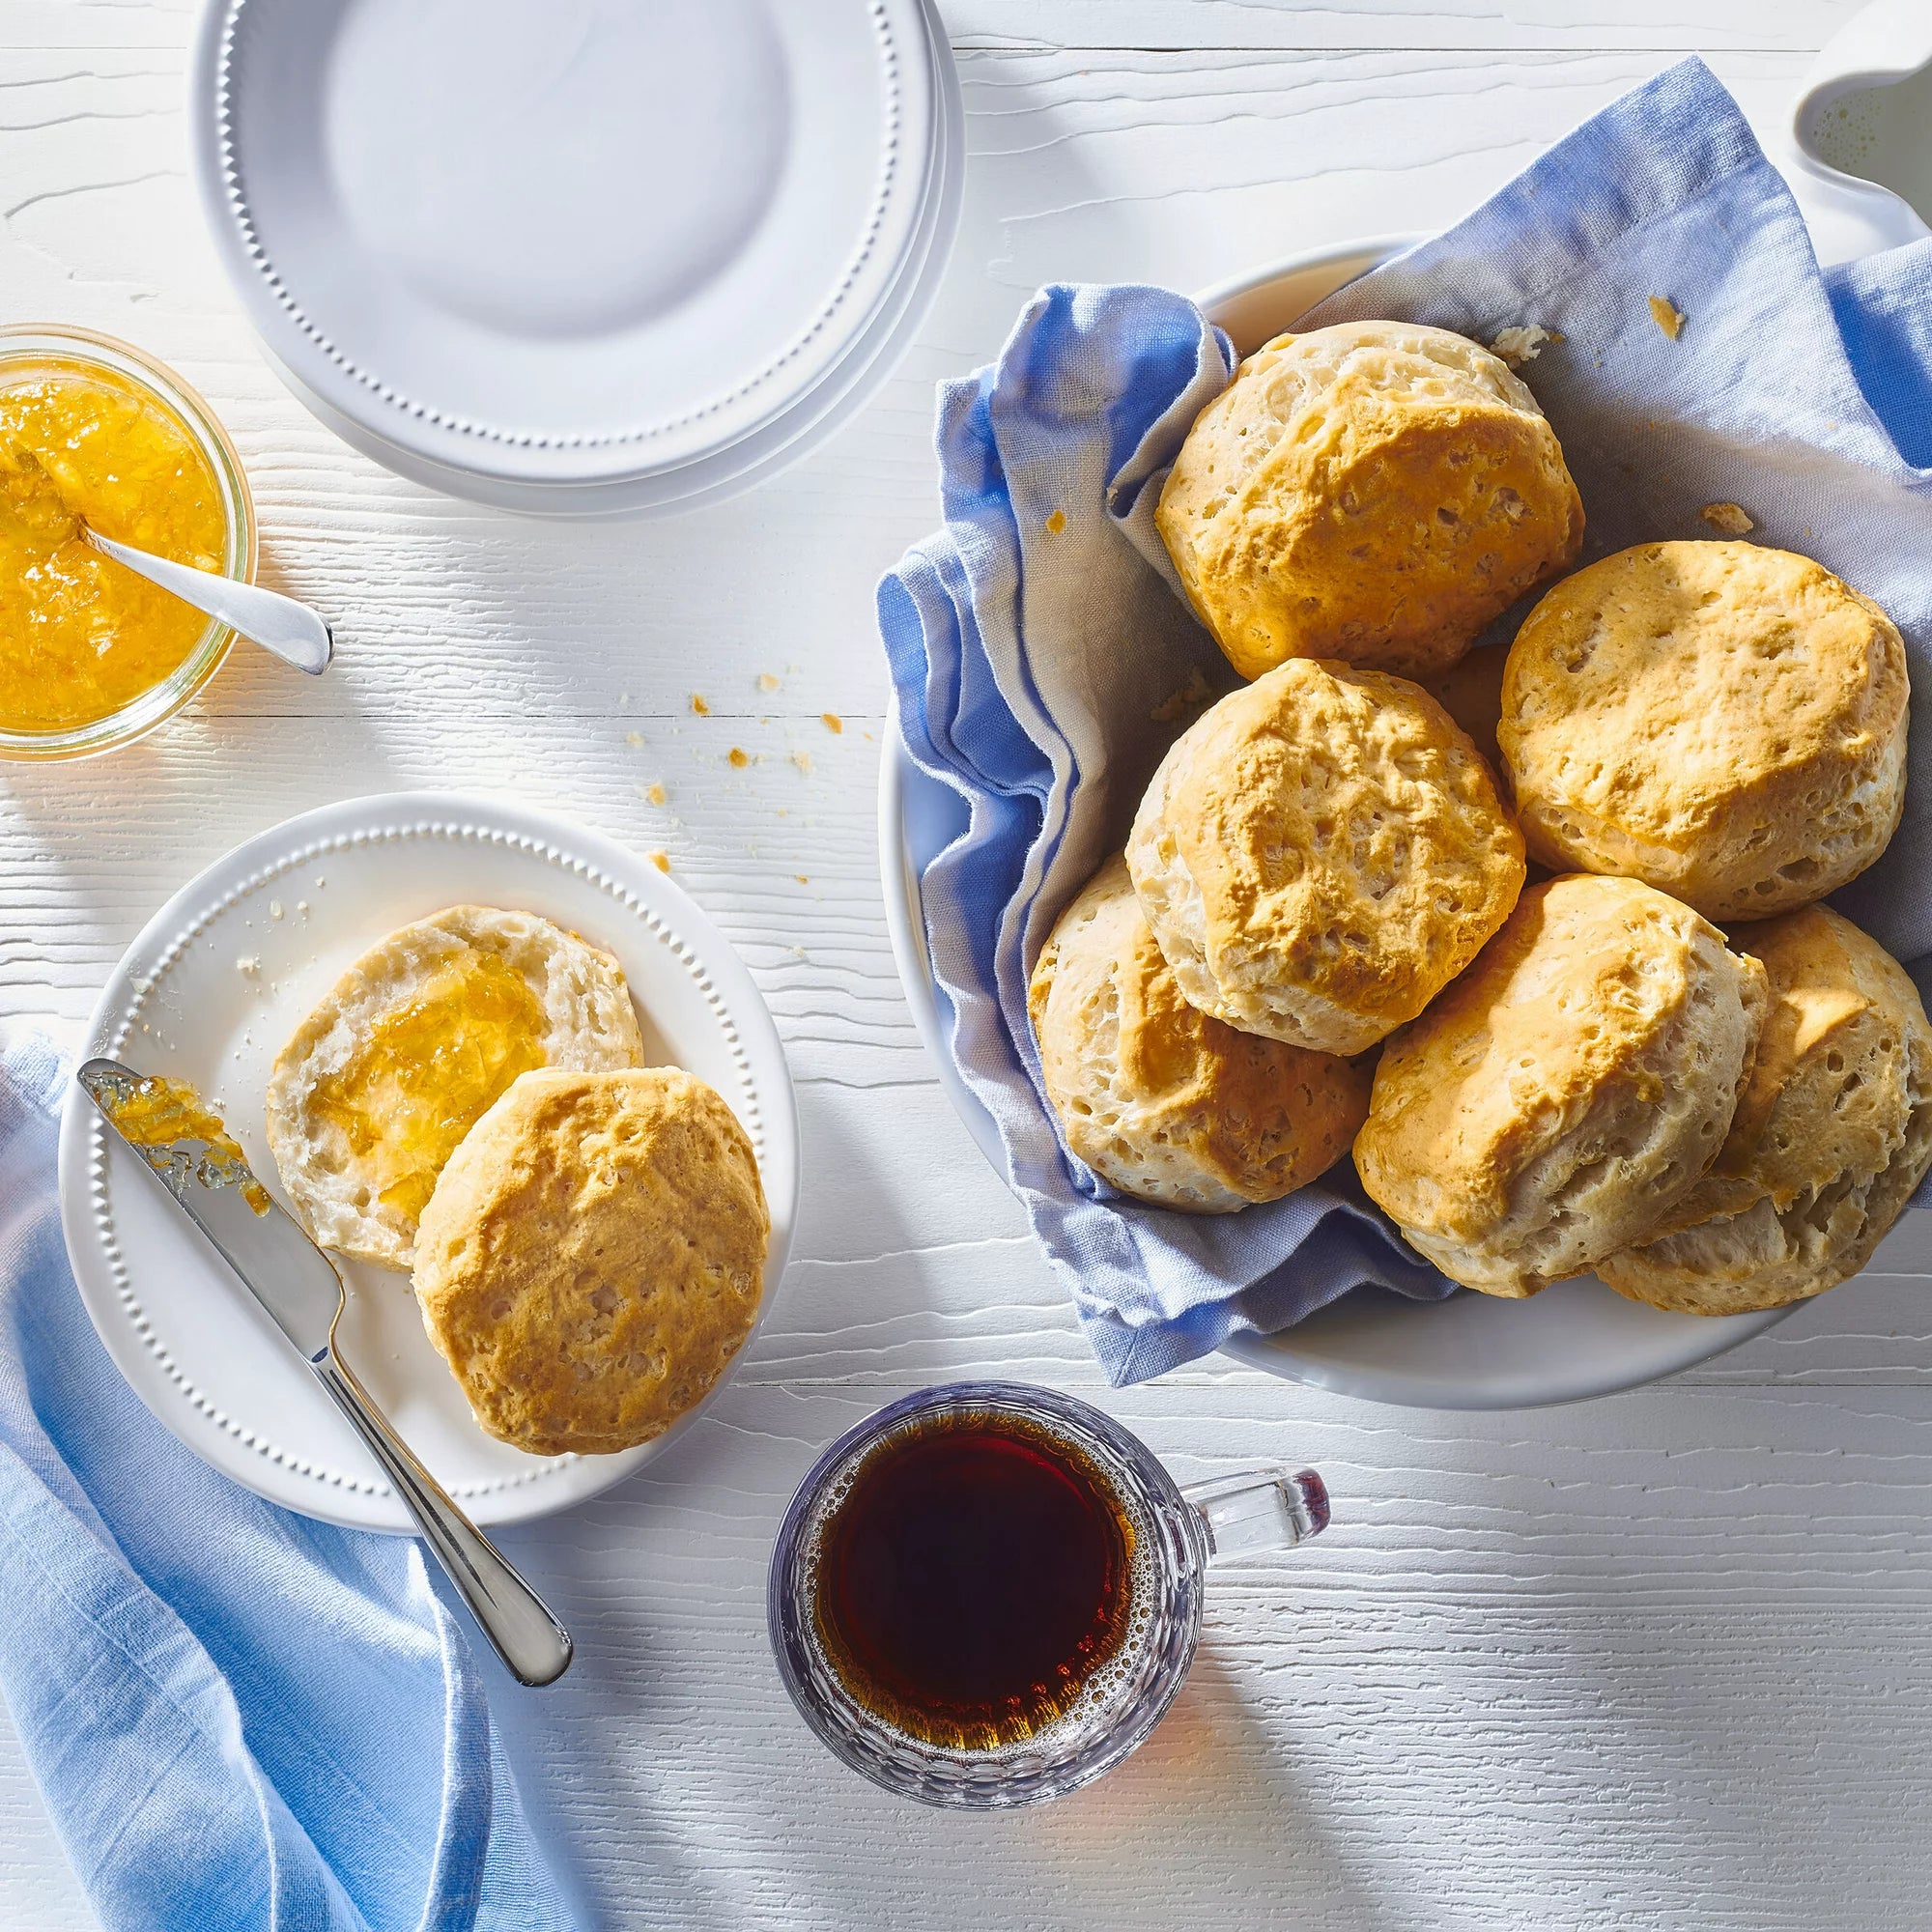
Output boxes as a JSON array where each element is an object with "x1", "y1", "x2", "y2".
[{"x1": 77, "y1": 1057, "x2": 573, "y2": 1688}]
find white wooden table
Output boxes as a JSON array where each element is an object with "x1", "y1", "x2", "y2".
[{"x1": 8, "y1": 4, "x2": 1932, "y2": 1926}]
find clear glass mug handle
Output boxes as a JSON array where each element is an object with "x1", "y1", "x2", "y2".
[{"x1": 1181, "y1": 1467, "x2": 1330, "y2": 1558}]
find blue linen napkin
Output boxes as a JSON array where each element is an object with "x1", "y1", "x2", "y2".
[
  {"x1": 0, "y1": 1031, "x2": 574, "y2": 1931},
  {"x1": 879, "y1": 56, "x2": 1932, "y2": 1385}
]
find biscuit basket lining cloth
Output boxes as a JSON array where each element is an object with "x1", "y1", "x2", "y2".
[{"x1": 878, "y1": 57, "x2": 1932, "y2": 1385}]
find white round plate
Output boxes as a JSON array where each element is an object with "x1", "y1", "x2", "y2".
[
  {"x1": 191, "y1": 0, "x2": 938, "y2": 487},
  {"x1": 878, "y1": 238, "x2": 1792, "y2": 1409},
  {"x1": 249, "y1": 1, "x2": 965, "y2": 521},
  {"x1": 57, "y1": 793, "x2": 799, "y2": 1529}
]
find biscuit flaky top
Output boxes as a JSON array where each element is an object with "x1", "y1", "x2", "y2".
[
  {"x1": 1601, "y1": 905, "x2": 1932, "y2": 1315},
  {"x1": 413, "y1": 1067, "x2": 769, "y2": 1457},
  {"x1": 1028, "y1": 855, "x2": 1371, "y2": 1211},
  {"x1": 1126, "y1": 659, "x2": 1525, "y2": 1056},
  {"x1": 1500, "y1": 541, "x2": 1909, "y2": 923},
  {"x1": 1156, "y1": 320, "x2": 1583, "y2": 681},
  {"x1": 1355, "y1": 874, "x2": 1768, "y2": 1295}
]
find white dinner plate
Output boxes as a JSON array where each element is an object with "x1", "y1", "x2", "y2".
[
  {"x1": 191, "y1": 0, "x2": 940, "y2": 489},
  {"x1": 57, "y1": 793, "x2": 799, "y2": 1530},
  {"x1": 248, "y1": 0, "x2": 966, "y2": 521},
  {"x1": 878, "y1": 238, "x2": 1792, "y2": 1410}
]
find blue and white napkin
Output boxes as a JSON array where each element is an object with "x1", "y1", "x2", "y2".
[
  {"x1": 879, "y1": 57, "x2": 1932, "y2": 1385},
  {"x1": 0, "y1": 1032, "x2": 573, "y2": 1931}
]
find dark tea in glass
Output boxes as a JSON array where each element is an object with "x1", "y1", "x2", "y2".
[
  {"x1": 770, "y1": 1381, "x2": 1330, "y2": 1806},
  {"x1": 809, "y1": 1407, "x2": 1145, "y2": 1750}
]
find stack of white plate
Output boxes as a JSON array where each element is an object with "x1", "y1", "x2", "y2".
[{"x1": 188, "y1": 0, "x2": 964, "y2": 518}]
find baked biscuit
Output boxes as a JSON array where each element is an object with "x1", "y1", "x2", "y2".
[
  {"x1": 268, "y1": 906, "x2": 644, "y2": 1270},
  {"x1": 1499, "y1": 541, "x2": 1909, "y2": 923},
  {"x1": 1156, "y1": 320, "x2": 1583, "y2": 681},
  {"x1": 1126, "y1": 659, "x2": 1525, "y2": 1055},
  {"x1": 413, "y1": 1068, "x2": 769, "y2": 1456},
  {"x1": 1601, "y1": 906, "x2": 1932, "y2": 1316},
  {"x1": 1029, "y1": 855, "x2": 1371, "y2": 1211},
  {"x1": 1354, "y1": 874, "x2": 1769, "y2": 1296}
]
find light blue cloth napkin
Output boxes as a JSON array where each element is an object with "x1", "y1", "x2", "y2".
[
  {"x1": 0, "y1": 1032, "x2": 574, "y2": 1931},
  {"x1": 879, "y1": 56, "x2": 1932, "y2": 1385}
]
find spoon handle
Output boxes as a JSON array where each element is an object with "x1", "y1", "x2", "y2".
[{"x1": 82, "y1": 526, "x2": 333, "y2": 675}]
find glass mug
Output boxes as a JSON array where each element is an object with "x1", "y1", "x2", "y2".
[{"x1": 767, "y1": 1380, "x2": 1328, "y2": 1807}]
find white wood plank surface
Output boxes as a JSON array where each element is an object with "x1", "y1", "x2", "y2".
[
  {"x1": 949, "y1": 1, "x2": 1865, "y2": 52},
  {"x1": 2, "y1": 3, "x2": 1925, "y2": 1928}
]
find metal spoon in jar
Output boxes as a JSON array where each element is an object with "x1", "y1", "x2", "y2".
[{"x1": 3, "y1": 443, "x2": 332, "y2": 675}]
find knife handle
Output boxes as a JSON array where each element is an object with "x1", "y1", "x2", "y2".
[{"x1": 313, "y1": 1350, "x2": 574, "y2": 1688}]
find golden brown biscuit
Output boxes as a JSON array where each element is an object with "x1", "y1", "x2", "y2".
[
  {"x1": 1126, "y1": 658, "x2": 1525, "y2": 1055},
  {"x1": 268, "y1": 907, "x2": 645, "y2": 1270},
  {"x1": 1028, "y1": 855, "x2": 1371, "y2": 1211},
  {"x1": 413, "y1": 1068, "x2": 768, "y2": 1457},
  {"x1": 1499, "y1": 541, "x2": 1909, "y2": 923},
  {"x1": 1601, "y1": 906, "x2": 1932, "y2": 1315},
  {"x1": 1354, "y1": 874, "x2": 1769, "y2": 1296},
  {"x1": 1156, "y1": 320, "x2": 1583, "y2": 681}
]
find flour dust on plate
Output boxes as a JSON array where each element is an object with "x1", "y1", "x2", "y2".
[{"x1": 56, "y1": 793, "x2": 799, "y2": 1532}]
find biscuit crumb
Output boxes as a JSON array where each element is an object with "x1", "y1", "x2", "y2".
[
  {"x1": 791, "y1": 750, "x2": 812, "y2": 777},
  {"x1": 625, "y1": 730, "x2": 645, "y2": 748},
  {"x1": 795, "y1": 873, "x2": 810, "y2": 885},
  {"x1": 645, "y1": 781, "x2": 667, "y2": 806},
  {"x1": 1648, "y1": 295, "x2": 1685, "y2": 340},
  {"x1": 1044, "y1": 508, "x2": 1066, "y2": 534},
  {"x1": 821, "y1": 711, "x2": 843, "y2": 734},
  {"x1": 269, "y1": 900, "x2": 284, "y2": 920},
  {"x1": 758, "y1": 672, "x2": 781, "y2": 692},
  {"x1": 1151, "y1": 667, "x2": 1212, "y2": 724},
  {"x1": 1490, "y1": 325, "x2": 1560, "y2": 368},
  {"x1": 727, "y1": 747, "x2": 751, "y2": 769},
  {"x1": 648, "y1": 850, "x2": 671, "y2": 873},
  {"x1": 297, "y1": 900, "x2": 309, "y2": 916},
  {"x1": 691, "y1": 694, "x2": 710, "y2": 716},
  {"x1": 236, "y1": 955, "x2": 261, "y2": 976},
  {"x1": 1700, "y1": 501, "x2": 1754, "y2": 536}
]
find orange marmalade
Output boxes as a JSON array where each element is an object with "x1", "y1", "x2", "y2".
[
  {"x1": 102, "y1": 1072, "x2": 271, "y2": 1216},
  {"x1": 0, "y1": 356, "x2": 227, "y2": 732},
  {"x1": 307, "y1": 951, "x2": 551, "y2": 1223}
]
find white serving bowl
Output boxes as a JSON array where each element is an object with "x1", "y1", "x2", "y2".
[{"x1": 878, "y1": 239, "x2": 1794, "y2": 1410}]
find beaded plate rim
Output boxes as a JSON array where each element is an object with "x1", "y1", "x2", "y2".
[
  {"x1": 62, "y1": 796, "x2": 797, "y2": 1528},
  {"x1": 201, "y1": 0, "x2": 928, "y2": 462}
]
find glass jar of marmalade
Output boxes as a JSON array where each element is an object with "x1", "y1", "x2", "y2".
[{"x1": 0, "y1": 326, "x2": 256, "y2": 760}]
